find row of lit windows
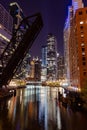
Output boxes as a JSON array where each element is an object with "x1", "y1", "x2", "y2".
[
  {"x1": 82, "y1": 47, "x2": 85, "y2": 56},
  {"x1": 81, "y1": 46, "x2": 86, "y2": 65},
  {"x1": 79, "y1": 24, "x2": 86, "y2": 66}
]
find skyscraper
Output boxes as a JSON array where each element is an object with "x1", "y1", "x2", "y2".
[
  {"x1": 42, "y1": 45, "x2": 47, "y2": 67},
  {"x1": 64, "y1": 6, "x2": 73, "y2": 85},
  {"x1": 9, "y1": 2, "x2": 30, "y2": 79},
  {"x1": 64, "y1": 0, "x2": 87, "y2": 89},
  {"x1": 69, "y1": 7, "x2": 87, "y2": 88},
  {"x1": 41, "y1": 45, "x2": 47, "y2": 81},
  {"x1": 47, "y1": 33, "x2": 57, "y2": 81},
  {"x1": 72, "y1": 0, "x2": 84, "y2": 14},
  {"x1": 57, "y1": 55, "x2": 65, "y2": 80},
  {"x1": 34, "y1": 58, "x2": 41, "y2": 81},
  {"x1": 29, "y1": 57, "x2": 41, "y2": 81},
  {"x1": 9, "y1": 2, "x2": 24, "y2": 30},
  {"x1": 0, "y1": 4, "x2": 13, "y2": 55}
]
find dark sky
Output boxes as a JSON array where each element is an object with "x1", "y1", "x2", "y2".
[{"x1": 1, "y1": 0, "x2": 87, "y2": 58}]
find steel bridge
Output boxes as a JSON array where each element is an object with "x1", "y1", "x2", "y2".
[{"x1": 0, "y1": 13, "x2": 43, "y2": 88}]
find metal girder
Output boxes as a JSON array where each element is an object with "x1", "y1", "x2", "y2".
[{"x1": 0, "y1": 13, "x2": 43, "y2": 87}]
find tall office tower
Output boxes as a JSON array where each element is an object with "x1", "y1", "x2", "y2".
[
  {"x1": 0, "y1": 4, "x2": 13, "y2": 55},
  {"x1": 42, "y1": 45, "x2": 47, "y2": 66},
  {"x1": 57, "y1": 55, "x2": 65, "y2": 80},
  {"x1": 29, "y1": 60, "x2": 35, "y2": 80},
  {"x1": 41, "y1": 45, "x2": 47, "y2": 81},
  {"x1": 47, "y1": 33, "x2": 57, "y2": 81},
  {"x1": 72, "y1": 0, "x2": 84, "y2": 14},
  {"x1": 64, "y1": 6, "x2": 73, "y2": 85},
  {"x1": 9, "y1": 2, "x2": 24, "y2": 30},
  {"x1": 69, "y1": 7, "x2": 87, "y2": 88},
  {"x1": 34, "y1": 57, "x2": 41, "y2": 81},
  {"x1": 29, "y1": 57, "x2": 41, "y2": 81}
]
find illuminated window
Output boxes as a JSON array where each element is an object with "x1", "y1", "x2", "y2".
[
  {"x1": 81, "y1": 43, "x2": 84, "y2": 46},
  {"x1": 81, "y1": 34, "x2": 84, "y2": 37},
  {"x1": 0, "y1": 33, "x2": 10, "y2": 42},
  {"x1": 0, "y1": 25, "x2": 2, "y2": 28},
  {"x1": 80, "y1": 21, "x2": 84, "y2": 24},
  {"x1": 82, "y1": 52, "x2": 85, "y2": 55}
]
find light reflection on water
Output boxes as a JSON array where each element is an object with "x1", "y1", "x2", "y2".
[
  {"x1": 0, "y1": 86, "x2": 61, "y2": 130},
  {"x1": 0, "y1": 85, "x2": 87, "y2": 130}
]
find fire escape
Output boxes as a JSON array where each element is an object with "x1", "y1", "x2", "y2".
[{"x1": 0, "y1": 13, "x2": 43, "y2": 88}]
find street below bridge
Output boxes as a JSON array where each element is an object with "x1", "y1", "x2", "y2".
[{"x1": 0, "y1": 86, "x2": 87, "y2": 130}]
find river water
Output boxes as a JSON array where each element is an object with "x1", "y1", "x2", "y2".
[{"x1": 0, "y1": 85, "x2": 87, "y2": 130}]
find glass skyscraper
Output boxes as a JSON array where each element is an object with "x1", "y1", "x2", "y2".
[
  {"x1": 46, "y1": 33, "x2": 57, "y2": 81},
  {"x1": 41, "y1": 45, "x2": 47, "y2": 81}
]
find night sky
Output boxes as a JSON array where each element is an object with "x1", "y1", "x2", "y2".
[{"x1": 1, "y1": 0, "x2": 87, "y2": 58}]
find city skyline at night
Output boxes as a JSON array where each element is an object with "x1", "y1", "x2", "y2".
[
  {"x1": 0, "y1": 0, "x2": 72, "y2": 58},
  {"x1": 0, "y1": 0, "x2": 87, "y2": 58},
  {"x1": 1, "y1": 1, "x2": 87, "y2": 129}
]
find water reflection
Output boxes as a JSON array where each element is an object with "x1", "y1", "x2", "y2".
[{"x1": 0, "y1": 86, "x2": 87, "y2": 130}]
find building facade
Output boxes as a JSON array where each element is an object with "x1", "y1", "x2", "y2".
[
  {"x1": 70, "y1": 7, "x2": 87, "y2": 88},
  {"x1": 29, "y1": 57, "x2": 41, "y2": 81},
  {"x1": 65, "y1": 6, "x2": 87, "y2": 89},
  {"x1": 9, "y1": 2, "x2": 24, "y2": 30},
  {"x1": 64, "y1": 0, "x2": 87, "y2": 89},
  {"x1": 0, "y1": 4, "x2": 13, "y2": 56},
  {"x1": 34, "y1": 58, "x2": 41, "y2": 81},
  {"x1": 41, "y1": 45, "x2": 47, "y2": 81},
  {"x1": 46, "y1": 33, "x2": 57, "y2": 81},
  {"x1": 57, "y1": 55, "x2": 65, "y2": 80},
  {"x1": 72, "y1": 0, "x2": 84, "y2": 14},
  {"x1": 42, "y1": 45, "x2": 47, "y2": 67},
  {"x1": 64, "y1": 6, "x2": 73, "y2": 85},
  {"x1": 9, "y1": 2, "x2": 30, "y2": 79}
]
